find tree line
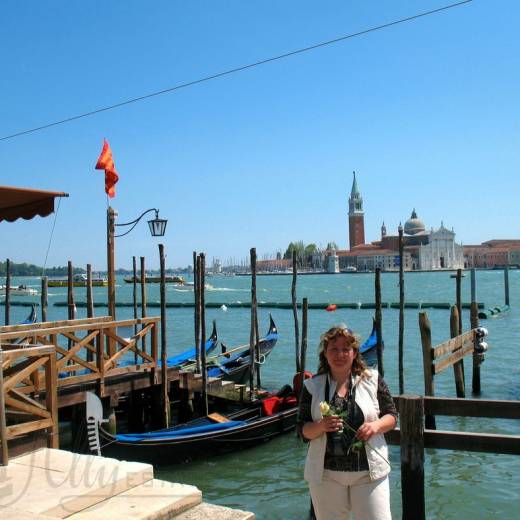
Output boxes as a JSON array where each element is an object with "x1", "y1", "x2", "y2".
[{"x1": 283, "y1": 241, "x2": 339, "y2": 267}]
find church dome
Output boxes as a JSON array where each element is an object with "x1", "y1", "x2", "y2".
[{"x1": 404, "y1": 209, "x2": 425, "y2": 235}]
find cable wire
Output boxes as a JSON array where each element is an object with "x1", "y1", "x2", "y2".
[{"x1": 0, "y1": 0, "x2": 472, "y2": 142}]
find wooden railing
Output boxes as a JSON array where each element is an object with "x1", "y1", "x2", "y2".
[
  {"x1": 0, "y1": 345, "x2": 58, "y2": 465},
  {"x1": 0, "y1": 316, "x2": 160, "y2": 397},
  {"x1": 387, "y1": 395, "x2": 520, "y2": 520}
]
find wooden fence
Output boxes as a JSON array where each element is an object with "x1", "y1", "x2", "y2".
[
  {"x1": 387, "y1": 395, "x2": 520, "y2": 520},
  {"x1": 0, "y1": 316, "x2": 161, "y2": 464}
]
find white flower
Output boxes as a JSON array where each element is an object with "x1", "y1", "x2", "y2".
[{"x1": 319, "y1": 401, "x2": 330, "y2": 415}]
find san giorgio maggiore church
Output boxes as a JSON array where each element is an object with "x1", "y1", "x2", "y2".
[{"x1": 327, "y1": 173, "x2": 465, "y2": 272}]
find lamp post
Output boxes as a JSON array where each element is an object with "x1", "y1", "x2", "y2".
[{"x1": 106, "y1": 207, "x2": 167, "y2": 320}]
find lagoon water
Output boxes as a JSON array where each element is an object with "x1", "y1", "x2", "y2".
[{"x1": 6, "y1": 270, "x2": 520, "y2": 519}]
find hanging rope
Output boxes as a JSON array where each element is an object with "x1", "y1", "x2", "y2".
[{"x1": 41, "y1": 197, "x2": 62, "y2": 277}]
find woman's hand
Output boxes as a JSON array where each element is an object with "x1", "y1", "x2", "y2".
[
  {"x1": 320, "y1": 415, "x2": 343, "y2": 433},
  {"x1": 356, "y1": 414, "x2": 397, "y2": 441},
  {"x1": 302, "y1": 415, "x2": 342, "y2": 440},
  {"x1": 356, "y1": 421, "x2": 380, "y2": 441}
]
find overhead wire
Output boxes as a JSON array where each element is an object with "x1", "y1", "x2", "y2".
[{"x1": 0, "y1": 0, "x2": 472, "y2": 142}]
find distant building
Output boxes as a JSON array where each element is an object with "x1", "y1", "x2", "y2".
[
  {"x1": 337, "y1": 174, "x2": 464, "y2": 271},
  {"x1": 348, "y1": 171, "x2": 365, "y2": 249},
  {"x1": 464, "y1": 240, "x2": 520, "y2": 268}
]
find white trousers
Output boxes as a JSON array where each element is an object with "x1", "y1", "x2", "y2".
[{"x1": 308, "y1": 470, "x2": 391, "y2": 520}]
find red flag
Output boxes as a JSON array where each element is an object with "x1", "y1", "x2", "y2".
[{"x1": 95, "y1": 139, "x2": 119, "y2": 198}]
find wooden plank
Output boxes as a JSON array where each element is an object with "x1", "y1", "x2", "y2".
[
  {"x1": 45, "y1": 349, "x2": 59, "y2": 448},
  {"x1": 433, "y1": 343, "x2": 474, "y2": 375},
  {"x1": 208, "y1": 412, "x2": 231, "y2": 423},
  {"x1": 423, "y1": 397, "x2": 520, "y2": 419},
  {"x1": 450, "y1": 306, "x2": 465, "y2": 398},
  {"x1": 3, "y1": 357, "x2": 48, "y2": 392},
  {"x1": 432, "y1": 331, "x2": 474, "y2": 359},
  {"x1": 2, "y1": 346, "x2": 54, "y2": 361},
  {"x1": 424, "y1": 430, "x2": 520, "y2": 455},
  {"x1": 6, "y1": 418, "x2": 53, "y2": 439},
  {"x1": 0, "y1": 316, "x2": 112, "y2": 334},
  {"x1": 0, "y1": 317, "x2": 160, "y2": 341},
  {"x1": 5, "y1": 395, "x2": 51, "y2": 419}
]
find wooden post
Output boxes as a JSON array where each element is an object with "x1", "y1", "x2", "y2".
[
  {"x1": 0, "y1": 347, "x2": 8, "y2": 465},
  {"x1": 470, "y1": 268, "x2": 476, "y2": 304},
  {"x1": 107, "y1": 207, "x2": 116, "y2": 320},
  {"x1": 470, "y1": 302, "x2": 481, "y2": 395},
  {"x1": 44, "y1": 350, "x2": 59, "y2": 448},
  {"x1": 456, "y1": 269, "x2": 462, "y2": 335},
  {"x1": 96, "y1": 332, "x2": 105, "y2": 397},
  {"x1": 250, "y1": 248, "x2": 260, "y2": 388},
  {"x1": 41, "y1": 276, "x2": 48, "y2": 322},
  {"x1": 291, "y1": 249, "x2": 300, "y2": 373},
  {"x1": 159, "y1": 244, "x2": 169, "y2": 428},
  {"x1": 418, "y1": 312, "x2": 436, "y2": 429},
  {"x1": 132, "y1": 257, "x2": 138, "y2": 364},
  {"x1": 398, "y1": 225, "x2": 404, "y2": 391},
  {"x1": 504, "y1": 265, "x2": 510, "y2": 306},
  {"x1": 67, "y1": 262, "x2": 76, "y2": 356},
  {"x1": 4, "y1": 258, "x2": 10, "y2": 326},
  {"x1": 199, "y1": 253, "x2": 208, "y2": 415},
  {"x1": 450, "y1": 306, "x2": 465, "y2": 398},
  {"x1": 140, "y1": 256, "x2": 147, "y2": 355},
  {"x1": 299, "y1": 298, "x2": 308, "y2": 402},
  {"x1": 249, "y1": 248, "x2": 257, "y2": 400},
  {"x1": 86, "y1": 265, "x2": 94, "y2": 362},
  {"x1": 375, "y1": 267, "x2": 385, "y2": 379},
  {"x1": 194, "y1": 253, "x2": 201, "y2": 374},
  {"x1": 400, "y1": 395, "x2": 425, "y2": 520}
]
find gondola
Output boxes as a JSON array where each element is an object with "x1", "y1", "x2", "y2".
[
  {"x1": 86, "y1": 323, "x2": 377, "y2": 465},
  {"x1": 203, "y1": 315, "x2": 278, "y2": 384},
  {"x1": 86, "y1": 388, "x2": 298, "y2": 464},
  {"x1": 359, "y1": 320, "x2": 380, "y2": 368}
]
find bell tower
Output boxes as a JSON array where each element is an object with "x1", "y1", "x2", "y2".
[{"x1": 348, "y1": 171, "x2": 365, "y2": 249}]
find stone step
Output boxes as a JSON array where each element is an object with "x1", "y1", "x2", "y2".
[
  {"x1": 172, "y1": 502, "x2": 255, "y2": 520},
  {"x1": 0, "y1": 506, "x2": 55, "y2": 520},
  {"x1": 67, "y1": 479, "x2": 202, "y2": 520},
  {"x1": 3, "y1": 448, "x2": 153, "y2": 518}
]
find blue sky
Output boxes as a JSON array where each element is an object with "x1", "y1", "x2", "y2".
[{"x1": 1, "y1": 1, "x2": 518, "y2": 270}]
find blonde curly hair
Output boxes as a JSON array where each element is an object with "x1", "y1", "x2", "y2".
[{"x1": 317, "y1": 324, "x2": 368, "y2": 376}]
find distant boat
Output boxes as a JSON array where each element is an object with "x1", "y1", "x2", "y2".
[
  {"x1": 47, "y1": 274, "x2": 108, "y2": 287},
  {"x1": 124, "y1": 275, "x2": 185, "y2": 284},
  {"x1": 343, "y1": 266, "x2": 357, "y2": 273},
  {"x1": 450, "y1": 272, "x2": 466, "y2": 278},
  {"x1": 0, "y1": 284, "x2": 38, "y2": 296}
]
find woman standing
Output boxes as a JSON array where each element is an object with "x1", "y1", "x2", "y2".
[{"x1": 297, "y1": 325, "x2": 397, "y2": 520}]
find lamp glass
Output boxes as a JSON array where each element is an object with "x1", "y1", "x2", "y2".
[{"x1": 148, "y1": 217, "x2": 167, "y2": 237}]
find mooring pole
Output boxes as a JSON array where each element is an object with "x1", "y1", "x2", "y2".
[
  {"x1": 159, "y1": 244, "x2": 169, "y2": 427},
  {"x1": 86, "y1": 264, "x2": 94, "y2": 362},
  {"x1": 0, "y1": 346, "x2": 8, "y2": 465},
  {"x1": 456, "y1": 268, "x2": 462, "y2": 334},
  {"x1": 470, "y1": 268, "x2": 476, "y2": 304},
  {"x1": 140, "y1": 256, "x2": 147, "y2": 355},
  {"x1": 199, "y1": 253, "x2": 208, "y2": 415},
  {"x1": 193, "y1": 251, "x2": 201, "y2": 373},
  {"x1": 375, "y1": 267, "x2": 384, "y2": 379},
  {"x1": 4, "y1": 258, "x2": 10, "y2": 326},
  {"x1": 470, "y1": 301, "x2": 481, "y2": 395},
  {"x1": 41, "y1": 275, "x2": 48, "y2": 323},
  {"x1": 504, "y1": 264, "x2": 510, "y2": 306},
  {"x1": 292, "y1": 249, "x2": 300, "y2": 373},
  {"x1": 299, "y1": 298, "x2": 308, "y2": 403},
  {"x1": 450, "y1": 305, "x2": 465, "y2": 397},
  {"x1": 249, "y1": 248, "x2": 257, "y2": 401},
  {"x1": 418, "y1": 312, "x2": 436, "y2": 430},
  {"x1": 398, "y1": 224, "x2": 404, "y2": 392},
  {"x1": 400, "y1": 395, "x2": 426, "y2": 520},
  {"x1": 251, "y1": 248, "x2": 260, "y2": 388}
]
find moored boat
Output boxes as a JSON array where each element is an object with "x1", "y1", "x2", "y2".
[
  {"x1": 47, "y1": 273, "x2": 108, "y2": 287},
  {"x1": 124, "y1": 275, "x2": 186, "y2": 284},
  {"x1": 0, "y1": 284, "x2": 38, "y2": 296}
]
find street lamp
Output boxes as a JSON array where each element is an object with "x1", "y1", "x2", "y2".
[{"x1": 107, "y1": 207, "x2": 167, "y2": 320}]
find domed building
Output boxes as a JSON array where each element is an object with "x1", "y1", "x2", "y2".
[
  {"x1": 338, "y1": 173, "x2": 464, "y2": 271},
  {"x1": 404, "y1": 209, "x2": 425, "y2": 235}
]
